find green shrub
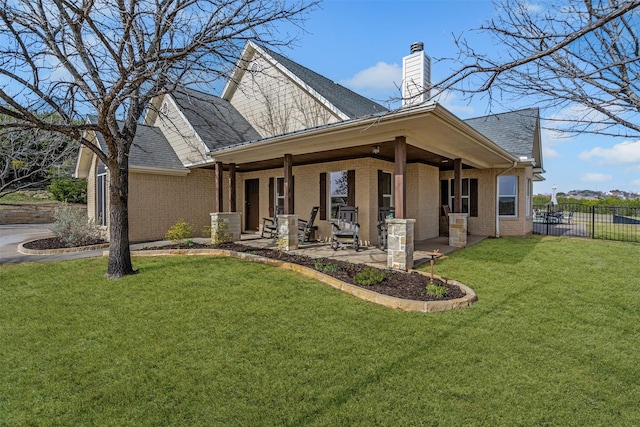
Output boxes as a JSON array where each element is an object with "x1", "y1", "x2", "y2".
[
  {"x1": 425, "y1": 283, "x2": 447, "y2": 298},
  {"x1": 48, "y1": 178, "x2": 87, "y2": 204},
  {"x1": 165, "y1": 220, "x2": 194, "y2": 243},
  {"x1": 314, "y1": 258, "x2": 339, "y2": 273},
  {"x1": 354, "y1": 267, "x2": 385, "y2": 286},
  {"x1": 211, "y1": 219, "x2": 232, "y2": 244},
  {"x1": 50, "y1": 204, "x2": 102, "y2": 247}
]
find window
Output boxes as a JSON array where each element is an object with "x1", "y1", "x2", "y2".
[
  {"x1": 96, "y1": 161, "x2": 107, "y2": 226},
  {"x1": 379, "y1": 171, "x2": 393, "y2": 208},
  {"x1": 526, "y1": 178, "x2": 532, "y2": 216},
  {"x1": 499, "y1": 175, "x2": 518, "y2": 216},
  {"x1": 275, "y1": 177, "x2": 285, "y2": 212},
  {"x1": 450, "y1": 178, "x2": 470, "y2": 214},
  {"x1": 329, "y1": 171, "x2": 349, "y2": 219},
  {"x1": 441, "y1": 178, "x2": 478, "y2": 216}
]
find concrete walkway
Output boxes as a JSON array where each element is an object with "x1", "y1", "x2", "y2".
[
  {"x1": 1, "y1": 223, "x2": 486, "y2": 268},
  {"x1": 236, "y1": 233, "x2": 487, "y2": 269},
  {"x1": 0, "y1": 224, "x2": 109, "y2": 264}
]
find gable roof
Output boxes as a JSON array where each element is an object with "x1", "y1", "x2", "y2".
[
  {"x1": 75, "y1": 116, "x2": 187, "y2": 178},
  {"x1": 258, "y1": 45, "x2": 388, "y2": 119},
  {"x1": 170, "y1": 87, "x2": 261, "y2": 152},
  {"x1": 222, "y1": 41, "x2": 388, "y2": 120},
  {"x1": 464, "y1": 108, "x2": 541, "y2": 162}
]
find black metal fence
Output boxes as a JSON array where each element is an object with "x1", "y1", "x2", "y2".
[{"x1": 533, "y1": 203, "x2": 640, "y2": 243}]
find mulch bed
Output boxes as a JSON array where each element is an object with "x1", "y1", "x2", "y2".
[
  {"x1": 144, "y1": 241, "x2": 465, "y2": 302},
  {"x1": 22, "y1": 238, "x2": 464, "y2": 302},
  {"x1": 22, "y1": 237, "x2": 107, "y2": 250}
]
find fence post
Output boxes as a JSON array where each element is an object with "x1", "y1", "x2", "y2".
[{"x1": 591, "y1": 205, "x2": 595, "y2": 239}]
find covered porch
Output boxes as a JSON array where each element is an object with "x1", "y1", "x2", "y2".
[
  {"x1": 206, "y1": 103, "x2": 517, "y2": 270},
  {"x1": 236, "y1": 233, "x2": 487, "y2": 269}
]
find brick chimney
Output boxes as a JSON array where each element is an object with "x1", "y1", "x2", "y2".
[{"x1": 402, "y1": 42, "x2": 431, "y2": 107}]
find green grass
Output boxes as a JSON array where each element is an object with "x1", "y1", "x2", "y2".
[
  {"x1": 0, "y1": 191, "x2": 50, "y2": 203},
  {"x1": 1, "y1": 236, "x2": 639, "y2": 425}
]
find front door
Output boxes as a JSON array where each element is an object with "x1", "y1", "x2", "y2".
[{"x1": 245, "y1": 179, "x2": 260, "y2": 232}]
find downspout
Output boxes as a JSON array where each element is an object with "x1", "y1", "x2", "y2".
[{"x1": 495, "y1": 161, "x2": 518, "y2": 238}]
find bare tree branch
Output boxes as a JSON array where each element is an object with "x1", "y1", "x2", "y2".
[
  {"x1": 430, "y1": 0, "x2": 640, "y2": 138},
  {"x1": 0, "y1": 0, "x2": 319, "y2": 278}
]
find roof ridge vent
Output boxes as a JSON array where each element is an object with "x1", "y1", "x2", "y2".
[{"x1": 410, "y1": 42, "x2": 424, "y2": 54}]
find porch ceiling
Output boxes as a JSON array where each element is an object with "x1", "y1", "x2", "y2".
[{"x1": 209, "y1": 103, "x2": 517, "y2": 171}]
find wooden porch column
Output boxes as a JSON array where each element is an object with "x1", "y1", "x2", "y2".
[
  {"x1": 454, "y1": 158, "x2": 462, "y2": 213},
  {"x1": 214, "y1": 161, "x2": 223, "y2": 213},
  {"x1": 228, "y1": 163, "x2": 236, "y2": 213},
  {"x1": 394, "y1": 136, "x2": 407, "y2": 219},
  {"x1": 284, "y1": 154, "x2": 293, "y2": 215}
]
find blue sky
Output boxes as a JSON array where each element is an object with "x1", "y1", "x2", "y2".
[{"x1": 273, "y1": 0, "x2": 640, "y2": 195}]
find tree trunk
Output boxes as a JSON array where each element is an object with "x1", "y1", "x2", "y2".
[{"x1": 105, "y1": 158, "x2": 135, "y2": 279}]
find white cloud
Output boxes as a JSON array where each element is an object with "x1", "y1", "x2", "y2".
[
  {"x1": 578, "y1": 139, "x2": 640, "y2": 166},
  {"x1": 540, "y1": 125, "x2": 572, "y2": 159},
  {"x1": 581, "y1": 173, "x2": 612, "y2": 183},
  {"x1": 525, "y1": 3, "x2": 543, "y2": 13},
  {"x1": 432, "y1": 90, "x2": 474, "y2": 116},
  {"x1": 341, "y1": 62, "x2": 401, "y2": 92}
]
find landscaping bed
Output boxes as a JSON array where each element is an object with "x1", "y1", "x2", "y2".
[
  {"x1": 143, "y1": 241, "x2": 465, "y2": 302},
  {"x1": 21, "y1": 237, "x2": 464, "y2": 302}
]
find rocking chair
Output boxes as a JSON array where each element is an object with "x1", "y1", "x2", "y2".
[
  {"x1": 261, "y1": 206, "x2": 283, "y2": 238},
  {"x1": 298, "y1": 206, "x2": 319, "y2": 243},
  {"x1": 330, "y1": 206, "x2": 360, "y2": 251}
]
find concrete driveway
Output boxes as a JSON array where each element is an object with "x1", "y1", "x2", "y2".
[{"x1": 0, "y1": 224, "x2": 106, "y2": 264}]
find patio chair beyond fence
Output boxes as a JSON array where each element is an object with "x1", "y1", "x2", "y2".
[
  {"x1": 298, "y1": 206, "x2": 319, "y2": 243},
  {"x1": 330, "y1": 206, "x2": 360, "y2": 251},
  {"x1": 377, "y1": 206, "x2": 395, "y2": 250},
  {"x1": 261, "y1": 206, "x2": 283, "y2": 238}
]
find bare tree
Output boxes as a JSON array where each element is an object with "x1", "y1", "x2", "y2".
[
  {"x1": 431, "y1": 0, "x2": 640, "y2": 138},
  {"x1": 0, "y1": 0, "x2": 318, "y2": 278},
  {"x1": 0, "y1": 115, "x2": 78, "y2": 197}
]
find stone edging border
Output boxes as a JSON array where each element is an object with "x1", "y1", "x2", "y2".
[
  {"x1": 131, "y1": 248, "x2": 478, "y2": 313},
  {"x1": 18, "y1": 241, "x2": 110, "y2": 255}
]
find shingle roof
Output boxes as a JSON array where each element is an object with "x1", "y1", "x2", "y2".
[
  {"x1": 259, "y1": 45, "x2": 389, "y2": 119},
  {"x1": 171, "y1": 87, "x2": 261, "y2": 151},
  {"x1": 464, "y1": 108, "x2": 539, "y2": 159},
  {"x1": 88, "y1": 116, "x2": 187, "y2": 171}
]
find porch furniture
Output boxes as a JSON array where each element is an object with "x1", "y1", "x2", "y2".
[
  {"x1": 377, "y1": 206, "x2": 395, "y2": 250},
  {"x1": 442, "y1": 204, "x2": 451, "y2": 236},
  {"x1": 330, "y1": 206, "x2": 360, "y2": 251},
  {"x1": 561, "y1": 211, "x2": 574, "y2": 224},
  {"x1": 298, "y1": 206, "x2": 320, "y2": 243},
  {"x1": 261, "y1": 206, "x2": 283, "y2": 238}
]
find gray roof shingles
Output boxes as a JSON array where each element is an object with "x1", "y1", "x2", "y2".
[
  {"x1": 88, "y1": 116, "x2": 187, "y2": 171},
  {"x1": 171, "y1": 87, "x2": 261, "y2": 151},
  {"x1": 259, "y1": 45, "x2": 389, "y2": 119},
  {"x1": 464, "y1": 108, "x2": 539, "y2": 159}
]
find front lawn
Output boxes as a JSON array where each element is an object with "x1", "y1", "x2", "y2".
[{"x1": 1, "y1": 236, "x2": 639, "y2": 425}]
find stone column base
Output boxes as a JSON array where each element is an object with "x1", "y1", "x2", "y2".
[
  {"x1": 448, "y1": 213, "x2": 468, "y2": 248},
  {"x1": 277, "y1": 215, "x2": 299, "y2": 251},
  {"x1": 386, "y1": 218, "x2": 415, "y2": 271},
  {"x1": 210, "y1": 212, "x2": 241, "y2": 243}
]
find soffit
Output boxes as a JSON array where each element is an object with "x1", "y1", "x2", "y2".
[{"x1": 209, "y1": 104, "x2": 517, "y2": 170}]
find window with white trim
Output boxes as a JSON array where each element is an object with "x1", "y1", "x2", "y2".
[
  {"x1": 329, "y1": 171, "x2": 348, "y2": 219},
  {"x1": 96, "y1": 161, "x2": 107, "y2": 226},
  {"x1": 449, "y1": 178, "x2": 470, "y2": 214},
  {"x1": 275, "y1": 177, "x2": 285, "y2": 212},
  {"x1": 526, "y1": 178, "x2": 532, "y2": 216},
  {"x1": 499, "y1": 175, "x2": 518, "y2": 216}
]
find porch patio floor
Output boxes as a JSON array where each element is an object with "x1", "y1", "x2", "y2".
[{"x1": 238, "y1": 233, "x2": 487, "y2": 269}]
